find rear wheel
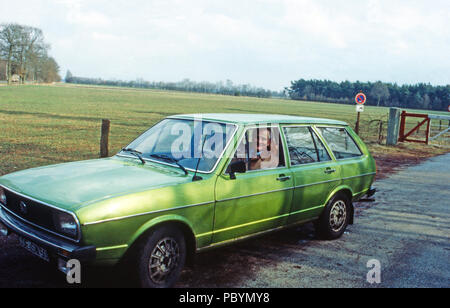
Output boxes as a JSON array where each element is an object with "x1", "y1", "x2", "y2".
[
  {"x1": 315, "y1": 193, "x2": 351, "y2": 240},
  {"x1": 137, "y1": 225, "x2": 186, "y2": 288}
]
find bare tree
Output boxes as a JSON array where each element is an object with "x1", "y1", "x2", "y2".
[
  {"x1": 0, "y1": 23, "x2": 59, "y2": 84},
  {"x1": 0, "y1": 60, "x2": 6, "y2": 79},
  {"x1": 39, "y1": 56, "x2": 61, "y2": 82},
  {"x1": 0, "y1": 23, "x2": 22, "y2": 84},
  {"x1": 370, "y1": 81, "x2": 390, "y2": 107},
  {"x1": 14, "y1": 26, "x2": 47, "y2": 84}
]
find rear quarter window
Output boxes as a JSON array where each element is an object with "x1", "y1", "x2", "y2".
[{"x1": 317, "y1": 127, "x2": 363, "y2": 159}]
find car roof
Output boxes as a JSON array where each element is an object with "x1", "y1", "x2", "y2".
[{"x1": 168, "y1": 113, "x2": 348, "y2": 126}]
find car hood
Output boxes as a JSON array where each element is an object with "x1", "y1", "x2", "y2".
[{"x1": 0, "y1": 157, "x2": 190, "y2": 211}]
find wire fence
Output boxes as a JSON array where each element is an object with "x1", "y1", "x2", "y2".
[
  {"x1": 429, "y1": 118, "x2": 450, "y2": 147},
  {"x1": 355, "y1": 113, "x2": 389, "y2": 145},
  {"x1": 353, "y1": 113, "x2": 450, "y2": 147}
]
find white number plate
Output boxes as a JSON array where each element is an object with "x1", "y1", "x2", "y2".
[
  {"x1": 0, "y1": 221, "x2": 8, "y2": 236},
  {"x1": 18, "y1": 236, "x2": 50, "y2": 262}
]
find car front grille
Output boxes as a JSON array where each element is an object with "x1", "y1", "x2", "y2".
[{"x1": 2, "y1": 188, "x2": 62, "y2": 238}]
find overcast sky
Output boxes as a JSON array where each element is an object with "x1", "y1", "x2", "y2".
[{"x1": 1, "y1": 0, "x2": 449, "y2": 90}]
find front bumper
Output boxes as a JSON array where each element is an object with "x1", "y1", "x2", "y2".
[{"x1": 0, "y1": 205, "x2": 96, "y2": 264}]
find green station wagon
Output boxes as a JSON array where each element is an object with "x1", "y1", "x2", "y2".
[{"x1": 0, "y1": 114, "x2": 376, "y2": 287}]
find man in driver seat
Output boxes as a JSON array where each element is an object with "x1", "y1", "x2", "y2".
[{"x1": 248, "y1": 127, "x2": 280, "y2": 170}]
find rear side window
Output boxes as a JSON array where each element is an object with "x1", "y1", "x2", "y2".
[
  {"x1": 317, "y1": 127, "x2": 363, "y2": 159},
  {"x1": 283, "y1": 126, "x2": 331, "y2": 165}
]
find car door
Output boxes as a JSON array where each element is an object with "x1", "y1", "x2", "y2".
[
  {"x1": 316, "y1": 126, "x2": 373, "y2": 196},
  {"x1": 213, "y1": 125, "x2": 294, "y2": 244},
  {"x1": 282, "y1": 125, "x2": 342, "y2": 224}
]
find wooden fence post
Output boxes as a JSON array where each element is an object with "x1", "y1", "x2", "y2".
[
  {"x1": 386, "y1": 108, "x2": 401, "y2": 145},
  {"x1": 378, "y1": 121, "x2": 383, "y2": 144},
  {"x1": 355, "y1": 112, "x2": 361, "y2": 135},
  {"x1": 100, "y1": 119, "x2": 110, "y2": 158}
]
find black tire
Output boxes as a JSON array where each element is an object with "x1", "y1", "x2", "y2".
[
  {"x1": 315, "y1": 193, "x2": 351, "y2": 240},
  {"x1": 136, "y1": 225, "x2": 186, "y2": 288}
]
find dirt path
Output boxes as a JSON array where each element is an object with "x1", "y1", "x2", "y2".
[{"x1": 0, "y1": 154, "x2": 449, "y2": 287}]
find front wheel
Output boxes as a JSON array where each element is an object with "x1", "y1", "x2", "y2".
[
  {"x1": 315, "y1": 193, "x2": 351, "y2": 240},
  {"x1": 137, "y1": 226, "x2": 186, "y2": 288}
]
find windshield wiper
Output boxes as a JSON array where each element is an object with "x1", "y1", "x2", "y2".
[
  {"x1": 150, "y1": 154, "x2": 188, "y2": 175},
  {"x1": 122, "y1": 148, "x2": 146, "y2": 164}
]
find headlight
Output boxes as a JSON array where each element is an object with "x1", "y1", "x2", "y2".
[
  {"x1": 0, "y1": 187, "x2": 6, "y2": 206},
  {"x1": 53, "y1": 211, "x2": 78, "y2": 238}
]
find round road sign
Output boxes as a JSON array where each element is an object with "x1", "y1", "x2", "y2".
[{"x1": 355, "y1": 93, "x2": 366, "y2": 105}]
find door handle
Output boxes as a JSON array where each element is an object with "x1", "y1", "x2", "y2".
[
  {"x1": 277, "y1": 175, "x2": 291, "y2": 182},
  {"x1": 324, "y1": 168, "x2": 336, "y2": 174}
]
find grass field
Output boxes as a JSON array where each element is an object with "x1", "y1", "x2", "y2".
[{"x1": 0, "y1": 84, "x2": 448, "y2": 176}]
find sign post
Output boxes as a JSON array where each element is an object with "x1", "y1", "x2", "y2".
[{"x1": 355, "y1": 92, "x2": 366, "y2": 135}]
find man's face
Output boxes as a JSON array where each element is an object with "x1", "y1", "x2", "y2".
[{"x1": 257, "y1": 129, "x2": 270, "y2": 152}]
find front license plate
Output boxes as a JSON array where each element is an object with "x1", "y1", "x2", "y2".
[
  {"x1": 18, "y1": 236, "x2": 50, "y2": 262},
  {"x1": 0, "y1": 221, "x2": 8, "y2": 236}
]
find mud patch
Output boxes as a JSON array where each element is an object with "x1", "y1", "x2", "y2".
[{"x1": 369, "y1": 143, "x2": 449, "y2": 180}]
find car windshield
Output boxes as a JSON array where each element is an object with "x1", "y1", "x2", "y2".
[{"x1": 120, "y1": 118, "x2": 237, "y2": 173}]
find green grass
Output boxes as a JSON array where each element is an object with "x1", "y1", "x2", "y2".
[{"x1": 0, "y1": 84, "x2": 448, "y2": 176}]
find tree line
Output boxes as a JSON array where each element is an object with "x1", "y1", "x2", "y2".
[
  {"x1": 65, "y1": 71, "x2": 284, "y2": 98},
  {"x1": 287, "y1": 79, "x2": 449, "y2": 111},
  {"x1": 0, "y1": 23, "x2": 60, "y2": 84}
]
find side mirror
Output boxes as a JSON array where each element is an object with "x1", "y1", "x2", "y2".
[{"x1": 229, "y1": 160, "x2": 246, "y2": 180}]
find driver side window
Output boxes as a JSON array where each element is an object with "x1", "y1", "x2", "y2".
[
  {"x1": 283, "y1": 126, "x2": 331, "y2": 166},
  {"x1": 227, "y1": 126, "x2": 285, "y2": 172}
]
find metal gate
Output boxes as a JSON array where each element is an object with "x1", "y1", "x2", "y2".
[
  {"x1": 399, "y1": 111, "x2": 431, "y2": 144},
  {"x1": 428, "y1": 114, "x2": 450, "y2": 146},
  {"x1": 399, "y1": 111, "x2": 450, "y2": 146}
]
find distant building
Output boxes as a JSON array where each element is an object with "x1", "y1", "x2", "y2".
[{"x1": 11, "y1": 74, "x2": 20, "y2": 83}]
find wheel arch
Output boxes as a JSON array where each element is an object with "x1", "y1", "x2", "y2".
[{"x1": 125, "y1": 214, "x2": 197, "y2": 266}]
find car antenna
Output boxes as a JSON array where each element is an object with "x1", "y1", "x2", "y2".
[{"x1": 193, "y1": 135, "x2": 207, "y2": 182}]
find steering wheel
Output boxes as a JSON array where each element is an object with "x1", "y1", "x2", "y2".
[{"x1": 290, "y1": 147, "x2": 315, "y2": 164}]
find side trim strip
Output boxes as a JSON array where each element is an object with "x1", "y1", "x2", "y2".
[
  {"x1": 289, "y1": 204, "x2": 325, "y2": 216},
  {"x1": 342, "y1": 172, "x2": 376, "y2": 181},
  {"x1": 217, "y1": 187, "x2": 293, "y2": 203},
  {"x1": 96, "y1": 244, "x2": 128, "y2": 252},
  {"x1": 82, "y1": 201, "x2": 214, "y2": 226},
  {"x1": 196, "y1": 217, "x2": 317, "y2": 252},
  {"x1": 213, "y1": 212, "x2": 290, "y2": 234},
  {"x1": 294, "y1": 178, "x2": 340, "y2": 189}
]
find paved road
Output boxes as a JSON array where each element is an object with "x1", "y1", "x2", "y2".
[{"x1": 1, "y1": 154, "x2": 449, "y2": 287}]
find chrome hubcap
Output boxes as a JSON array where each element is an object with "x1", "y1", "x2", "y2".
[
  {"x1": 329, "y1": 200, "x2": 347, "y2": 232},
  {"x1": 149, "y1": 237, "x2": 180, "y2": 284}
]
